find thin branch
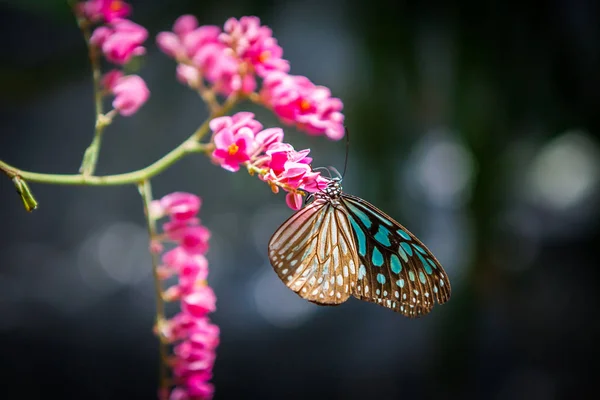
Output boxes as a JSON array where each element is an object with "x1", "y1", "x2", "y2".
[{"x1": 0, "y1": 95, "x2": 238, "y2": 186}]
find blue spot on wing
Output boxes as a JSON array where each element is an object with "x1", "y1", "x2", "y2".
[
  {"x1": 377, "y1": 273, "x2": 386, "y2": 284},
  {"x1": 427, "y1": 258, "x2": 437, "y2": 270},
  {"x1": 398, "y1": 246, "x2": 408, "y2": 262},
  {"x1": 372, "y1": 247, "x2": 384, "y2": 267},
  {"x1": 348, "y1": 215, "x2": 367, "y2": 256},
  {"x1": 416, "y1": 252, "x2": 432, "y2": 274},
  {"x1": 400, "y1": 242, "x2": 413, "y2": 256},
  {"x1": 408, "y1": 271, "x2": 415, "y2": 282},
  {"x1": 358, "y1": 265, "x2": 366, "y2": 279},
  {"x1": 390, "y1": 254, "x2": 402, "y2": 274},
  {"x1": 346, "y1": 202, "x2": 372, "y2": 229},
  {"x1": 413, "y1": 244, "x2": 427, "y2": 255},
  {"x1": 397, "y1": 229, "x2": 411, "y2": 240},
  {"x1": 374, "y1": 225, "x2": 391, "y2": 246}
]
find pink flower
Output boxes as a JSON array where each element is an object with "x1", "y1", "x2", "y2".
[
  {"x1": 181, "y1": 26, "x2": 221, "y2": 59},
  {"x1": 173, "y1": 15, "x2": 199, "y2": 36},
  {"x1": 91, "y1": 18, "x2": 147, "y2": 65},
  {"x1": 100, "y1": 0, "x2": 131, "y2": 22},
  {"x1": 176, "y1": 64, "x2": 201, "y2": 87},
  {"x1": 162, "y1": 247, "x2": 208, "y2": 273},
  {"x1": 90, "y1": 26, "x2": 112, "y2": 45},
  {"x1": 111, "y1": 74, "x2": 149, "y2": 116},
  {"x1": 156, "y1": 32, "x2": 185, "y2": 59},
  {"x1": 180, "y1": 226, "x2": 211, "y2": 254},
  {"x1": 192, "y1": 43, "x2": 254, "y2": 95},
  {"x1": 212, "y1": 128, "x2": 254, "y2": 172},
  {"x1": 186, "y1": 376, "x2": 215, "y2": 398},
  {"x1": 286, "y1": 192, "x2": 303, "y2": 210},
  {"x1": 255, "y1": 127, "x2": 284, "y2": 149},
  {"x1": 101, "y1": 69, "x2": 123, "y2": 91},
  {"x1": 220, "y1": 16, "x2": 289, "y2": 77},
  {"x1": 258, "y1": 142, "x2": 329, "y2": 208},
  {"x1": 182, "y1": 286, "x2": 217, "y2": 317},
  {"x1": 152, "y1": 192, "x2": 219, "y2": 399},
  {"x1": 158, "y1": 16, "x2": 253, "y2": 96},
  {"x1": 178, "y1": 262, "x2": 208, "y2": 294},
  {"x1": 153, "y1": 192, "x2": 202, "y2": 222},
  {"x1": 77, "y1": 0, "x2": 132, "y2": 22},
  {"x1": 209, "y1": 112, "x2": 263, "y2": 136},
  {"x1": 158, "y1": 15, "x2": 291, "y2": 96},
  {"x1": 261, "y1": 71, "x2": 345, "y2": 140},
  {"x1": 170, "y1": 314, "x2": 219, "y2": 399}
]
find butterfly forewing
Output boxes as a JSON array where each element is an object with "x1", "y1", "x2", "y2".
[
  {"x1": 268, "y1": 198, "x2": 360, "y2": 305},
  {"x1": 342, "y1": 194, "x2": 451, "y2": 317}
]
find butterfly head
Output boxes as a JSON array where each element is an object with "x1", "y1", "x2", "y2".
[{"x1": 315, "y1": 177, "x2": 343, "y2": 200}]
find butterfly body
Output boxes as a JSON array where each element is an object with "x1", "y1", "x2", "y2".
[{"x1": 268, "y1": 178, "x2": 451, "y2": 317}]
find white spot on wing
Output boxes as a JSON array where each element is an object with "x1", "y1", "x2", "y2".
[{"x1": 349, "y1": 259, "x2": 356, "y2": 274}]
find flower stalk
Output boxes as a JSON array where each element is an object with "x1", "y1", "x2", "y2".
[{"x1": 138, "y1": 180, "x2": 169, "y2": 394}]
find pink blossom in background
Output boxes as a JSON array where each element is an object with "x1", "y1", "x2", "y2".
[
  {"x1": 111, "y1": 74, "x2": 149, "y2": 116},
  {"x1": 209, "y1": 112, "x2": 263, "y2": 136},
  {"x1": 220, "y1": 16, "x2": 289, "y2": 77},
  {"x1": 261, "y1": 71, "x2": 345, "y2": 140},
  {"x1": 101, "y1": 69, "x2": 123, "y2": 91},
  {"x1": 180, "y1": 226, "x2": 211, "y2": 254},
  {"x1": 158, "y1": 15, "x2": 290, "y2": 96},
  {"x1": 152, "y1": 192, "x2": 202, "y2": 222},
  {"x1": 77, "y1": 0, "x2": 132, "y2": 23},
  {"x1": 176, "y1": 64, "x2": 201, "y2": 87},
  {"x1": 157, "y1": 15, "x2": 253, "y2": 96},
  {"x1": 100, "y1": 0, "x2": 132, "y2": 22},
  {"x1": 182, "y1": 286, "x2": 217, "y2": 317},
  {"x1": 91, "y1": 18, "x2": 147, "y2": 65},
  {"x1": 153, "y1": 192, "x2": 218, "y2": 400}
]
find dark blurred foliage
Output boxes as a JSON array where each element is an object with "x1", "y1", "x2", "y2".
[{"x1": 1, "y1": 0, "x2": 599, "y2": 399}]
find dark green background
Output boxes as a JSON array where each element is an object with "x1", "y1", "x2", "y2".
[{"x1": 1, "y1": 0, "x2": 599, "y2": 399}]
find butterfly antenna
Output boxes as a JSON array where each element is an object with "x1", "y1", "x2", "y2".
[
  {"x1": 313, "y1": 166, "x2": 333, "y2": 179},
  {"x1": 342, "y1": 126, "x2": 350, "y2": 179}
]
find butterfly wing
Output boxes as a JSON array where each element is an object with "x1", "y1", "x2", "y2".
[
  {"x1": 342, "y1": 194, "x2": 451, "y2": 317},
  {"x1": 268, "y1": 198, "x2": 360, "y2": 305}
]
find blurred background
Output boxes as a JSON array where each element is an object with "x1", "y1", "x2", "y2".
[{"x1": 1, "y1": 0, "x2": 599, "y2": 399}]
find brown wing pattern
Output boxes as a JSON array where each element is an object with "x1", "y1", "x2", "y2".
[{"x1": 268, "y1": 199, "x2": 361, "y2": 305}]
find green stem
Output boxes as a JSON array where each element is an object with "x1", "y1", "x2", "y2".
[
  {"x1": 79, "y1": 23, "x2": 107, "y2": 176},
  {"x1": 0, "y1": 94, "x2": 238, "y2": 186},
  {"x1": 138, "y1": 180, "x2": 169, "y2": 395}
]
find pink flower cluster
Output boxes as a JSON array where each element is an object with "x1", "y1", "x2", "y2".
[
  {"x1": 210, "y1": 112, "x2": 329, "y2": 209},
  {"x1": 151, "y1": 193, "x2": 219, "y2": 400},
  {"x1": 157, "y1": 15, "x2": 288, "y2": 96},
  {"x1": 261, "y1": 72, "x2": 345, "y2": 140},
  {"x1": 77, "y1": 0, "x2": 150, "y2": 117},
  {"x1": 157, "y1": 15, "x2": 344, "y2": 140}
]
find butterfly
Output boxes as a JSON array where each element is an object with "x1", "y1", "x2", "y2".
[{"x1": 268, "y1": 176, "x2": 451, "y2": 317}]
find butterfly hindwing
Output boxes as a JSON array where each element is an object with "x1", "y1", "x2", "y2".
[
  {"x1": 341, "y1": 194, "x2": 451, "y2": 317},
  {"x1": 268, "y1": 198, "x2": 360, "y2": 305}
]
